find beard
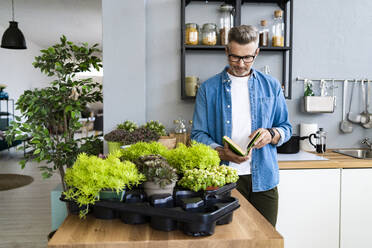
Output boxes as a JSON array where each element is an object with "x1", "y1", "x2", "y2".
[{"x1": 229, "y1": 61, "x2": 255, "y2": 77}]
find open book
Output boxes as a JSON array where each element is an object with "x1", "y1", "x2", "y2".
[{"x1": 222, "y1": 131, "x2": 261, "y2": 156}]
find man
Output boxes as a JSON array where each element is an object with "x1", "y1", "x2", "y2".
[{"x1": 191, "y1": 25, "x2": 292, "y2": 227}]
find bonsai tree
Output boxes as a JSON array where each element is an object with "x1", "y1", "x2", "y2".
[
  {"x1": 63, "y1": 152, "x2": 145, "y2": 218},
  {"x1": 6, "y1": 35, "x2": 102, "y2": 191}
]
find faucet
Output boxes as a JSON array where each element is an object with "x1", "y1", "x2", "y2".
[{"x1": 361, "y1": 138, "x2": 372, "y2": 150}]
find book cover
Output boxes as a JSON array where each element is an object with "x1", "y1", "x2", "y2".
[{"x1": 223, "y1": 132, "x2": 261, "y2": 156}]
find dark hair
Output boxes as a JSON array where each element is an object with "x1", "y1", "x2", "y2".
[{"x1": 228, "y1": 25, "x2": 259, "y2": 45}]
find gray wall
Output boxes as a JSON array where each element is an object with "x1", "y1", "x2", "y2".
[{"x1": 103, "y1": 0, "x2": 372, "y2": 148}]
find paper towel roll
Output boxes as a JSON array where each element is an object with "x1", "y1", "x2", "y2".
[{"x1": 300, "y1": 123, "x2": 318, "y2": 152}]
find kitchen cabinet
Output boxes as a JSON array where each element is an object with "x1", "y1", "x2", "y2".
[
  {"x1": 181, "y1": 0, "x2": 293, "y2": 99},
  {"x1": 340, "y1": 168, "x2": 372, "y2": 248},
  {"x1": 276, "y1": 169, "x2": 340, "y2": 248}
]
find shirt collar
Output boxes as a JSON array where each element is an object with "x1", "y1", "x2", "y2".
[{"x1": 222, "y1": 66, "x2": 257, "y2": 85}]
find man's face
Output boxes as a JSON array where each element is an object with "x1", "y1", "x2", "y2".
[{"x1": 226, "y1": 41, "x2": 259, "y2": 77}]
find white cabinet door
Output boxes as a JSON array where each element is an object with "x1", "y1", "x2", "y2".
[
  {"x1": 340, "y1": 168, "x2": 372, "y2": 248},
  {"x1": 276, "y1": 169, "x2": 340, "y2": 248}
]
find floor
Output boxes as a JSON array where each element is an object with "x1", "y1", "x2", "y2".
[{"x1": 0, "y1": 148, "x2": 60, "y2": 248}]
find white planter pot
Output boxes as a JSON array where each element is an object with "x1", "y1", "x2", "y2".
[{"x1": 143, "y1": 181, "x2": 176, "y2": 197}]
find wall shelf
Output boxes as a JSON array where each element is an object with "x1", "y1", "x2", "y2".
[{"x1": 181, "y1": 0, "x2": 293, "y2": 99}]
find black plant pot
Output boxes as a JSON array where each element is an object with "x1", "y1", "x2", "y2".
[
  {"x1": 180, "y1": 221, "x2": 216, "y2": 237},
  {"x1": 119, "y1": 211, "x2": 149, "y2": 224},
  {"x1": 68, "y1": 201, "x2": 88, "y2": 215},
  {"x1": 150, "y1": 216, "x2": 178, "y2": 232},
  {"x1": 216, "y1": 212, "x2": 233, "y2": 225},
  {"x1": 93, "y1": 205, "x2": 116, "y2": 219}
]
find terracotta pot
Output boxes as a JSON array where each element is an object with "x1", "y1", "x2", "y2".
[
  {"x1": 143, "y1": 181, "x2": 176, "y2": 197},
  {"x1": 158, "y1": 136, "x2": 177, "y2": 149}
]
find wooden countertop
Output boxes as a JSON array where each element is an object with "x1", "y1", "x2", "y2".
[
  {"x1": 48, "y1": 190, "x2": 283, "y2": 248},
  {"x1": 279, "y1": 150, "x2": 372, "y2": 169}
]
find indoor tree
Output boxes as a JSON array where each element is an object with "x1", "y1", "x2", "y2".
[{"x1": 6, "y1": 35, "x2": 102, "y2": 191}]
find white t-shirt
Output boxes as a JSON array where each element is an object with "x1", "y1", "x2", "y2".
[{"x1": 228, "y1": 72, "x2": 252, "y2": 175}]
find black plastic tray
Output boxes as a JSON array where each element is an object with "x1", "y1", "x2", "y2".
[{"x1": 61, "y1": 183, "x2": 239, "y2": 236}]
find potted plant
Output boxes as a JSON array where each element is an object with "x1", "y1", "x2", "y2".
[
  {"x1": 120, "y1": 141, "x2": 169, "y2": 162},
  {"x1": 103, "y1": 129, "x2": 128, "y2": 153},
  {"x1": 5, "y1": 35, "x2": 102, "y2": 194},
  {"x1": 63, "y1": 151, "x2": 145, "y2": 218},
  {"x1": 178, "y1": 165, "x2": 239, "y2": 192},
  {"x1": 135, "y1": 155, "x2": 178, "y2": 197},
  {"x1": 104, "y1": 126, "x2": 161, "y2": 153},
  {"x1": 117, "y1": 120, "x2": 138, "y2": 132},
  {"x1": 163, "y1": 141, "x2": 221, "y2": 174}
]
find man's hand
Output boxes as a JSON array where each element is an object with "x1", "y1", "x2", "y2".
[
  {"x1": 250, "y1": 128, "x2": 276, "y2": 149},
  {"x1": 216, "y1": 143, "x2": 252, "y2": 164}
]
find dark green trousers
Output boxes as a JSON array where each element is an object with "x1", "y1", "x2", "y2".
[{"x1": 236, "y1": 174, "x2": 278, "y2": 227}]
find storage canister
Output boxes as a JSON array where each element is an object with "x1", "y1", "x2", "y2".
[
  {"x1": 219, "y1": 4, "x2": 234, "y2": 45},
  {"x1": 185, "y1": 23, "x2": 199, "y2": 45},
  {"x1": 201, "y1": 23, "x2": 217, "y2": 45}
]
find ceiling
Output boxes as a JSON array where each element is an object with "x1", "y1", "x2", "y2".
[{"x1": 0, "y1": 0, "x2": 102, "y2": 50}]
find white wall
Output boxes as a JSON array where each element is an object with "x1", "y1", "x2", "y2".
[
  {"x1": 102, "y1": 0, "x2": 146, "y2": 134},
  {"x1": 0, "y1": 25, "x2": 49, "y2": 117}
]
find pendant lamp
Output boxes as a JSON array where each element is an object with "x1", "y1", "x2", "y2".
[{"x1": 1, "y1": 0, "x2": 27, "y2": 49}]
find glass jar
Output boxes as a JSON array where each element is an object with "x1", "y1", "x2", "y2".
[
  {"x1": 185, "y1": 23, "x2": 199, "y2": 45},
  {"x1": 272, "y1": 10, "x2": 284, "y2": 47},
  {"x1": 201, "y1": 23, "x2": 217, "y2": 45},
  {"x1": 219, "y1": 4, "x2": 234, "y2": 45},
  {"x1": 259, "y1": 19, "x2": 269, "y2": 47}
]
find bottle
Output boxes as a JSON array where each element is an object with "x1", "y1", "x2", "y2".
[
  {"x1": 259, "y1": 20, "x2": 269, "y2": 47},
  {"x1": 174, "y1": 119, "x2": 187, "y2": 145},
  {"x1": 201, "y1": 23, "x2": 217, "y2": 45},
  {"x1": 185, "y1": 23, "x2": 199, "y2": 45},
  {"x1": 219, "y1": 4, "x2": 234, "y2": 45},
  {"x1": 272, "y1": 10, "x2": 284, "y2": 47}
]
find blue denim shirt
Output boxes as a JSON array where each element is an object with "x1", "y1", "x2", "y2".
[{"x1": 191, "y1": 66, "x2": 292, "y2": 192}]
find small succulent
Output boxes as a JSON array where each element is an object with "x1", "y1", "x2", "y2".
[
  {"x1": 135, "y1": 155, "x2": 178, "y2": 188},
  {"x1": 143, "y1": 120, "x2": 167, "y2": 137},
  {"x1": 117, "y1": 120, "x2": 138, "y2": 132}
]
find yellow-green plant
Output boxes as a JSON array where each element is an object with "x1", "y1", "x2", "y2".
[
  {"x1": 63, "y1": 151, "x2": 145, "y2": 218},
  {"x1": 178, "y1": 165, "x2": 239, "y2": 192},
  {"x1": 119, "y1": 141, "x2": 169, "y2": 162},
  {"x1": 164, "y1": 142, "x2": 220, "y2": 173}
]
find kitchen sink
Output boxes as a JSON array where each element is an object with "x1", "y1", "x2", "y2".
[{"x1": 333, "y1": 149, "x2": 372, "y2": 159}]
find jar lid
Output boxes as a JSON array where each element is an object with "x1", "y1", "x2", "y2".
[
  {"x1": 274, "y1": 10, "x2": 283, "y2": 18},
  {"x1": 202, "y1": 23, "x2": 217, "y2": 29},
  {"x1": 186, "y1": 23, "x2": 198, "y2": 28},
  {"x1": 219, "y1": 4, "x2": 234, "y2": 12},
  {"x1": 260, "y1": 20, "x2": 267, "y2": 26}
]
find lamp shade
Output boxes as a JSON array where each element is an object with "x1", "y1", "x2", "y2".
[{"x1": 1, "y1": 21, "x2": 27, "y2": 49}]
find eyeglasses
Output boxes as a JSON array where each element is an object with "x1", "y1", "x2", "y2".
[{"x1": 228, "y1": 54, "x2": 256, "y2": 63}]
